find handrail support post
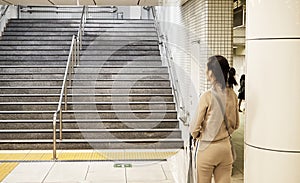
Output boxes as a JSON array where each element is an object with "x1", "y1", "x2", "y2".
[
  {"x1": 59, "y1": 107, "x2": 63, "y2": 140},
  {"x1": 52, "y1": 114, "x2": 57, "y2": 160},
  {"x1": 77, "y1": 38, "x2": 80, "y2": 66}
]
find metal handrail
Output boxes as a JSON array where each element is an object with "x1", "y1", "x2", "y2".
[
  {"x1": 20, "y1": 6, "x2": 117, "y2": 14},
  {"x1": 52, "y1": 35, "x2": 77, "y2": 160},
  {"x1": 0, "y1": 5, "x2": 9, "y2": 21},
  {"x1": 76, "y1": 6, "x2": 88, "y2": 65},
  {"x1": 151, "y1": 7, "x2": 189, "y2": 126},
  {"x1": 53, "y1": 6, "x2": 88, "y2": 160}
]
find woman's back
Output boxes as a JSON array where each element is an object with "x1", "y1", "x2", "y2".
[{"x1": 191, "y1": 87, "x2": 239, "y2": 143}]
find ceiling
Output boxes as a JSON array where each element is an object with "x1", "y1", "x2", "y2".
[{"x1": 0, "y1": 0, "x2": 184, "y2": 6}]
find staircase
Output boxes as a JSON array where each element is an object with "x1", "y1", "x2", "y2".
[{"x1": 0, "y1": 18, "x2": 183, "y2": 150}]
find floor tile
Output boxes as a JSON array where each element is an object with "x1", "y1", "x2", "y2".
[
  {"x1": 85, "y1": 162, "x2": 126, "y2": 182},
  {"x1": 126, "y1": 162, "x2": 167, "y2": 182},
  {"x1": 43, "y1": 162, "x2": 89, "y2": 183},
  {"x1": 2, "y1": 162, "x2": 53, "y2": 183}
]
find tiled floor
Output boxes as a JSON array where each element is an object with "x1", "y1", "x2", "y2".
[
  {"x1": 1, "y1": 161, "x2": 174, "y2": 183},
  {"x1": 0, "y1": 113, "x2": 245, "y2": 183},
  {"x1": 231, "y1": 112, "x2": 245, "y2": 183}
]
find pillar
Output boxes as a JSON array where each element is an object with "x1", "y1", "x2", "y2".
[{"x1": 246, "y1": 0, "x2": 300, "y2": 182}]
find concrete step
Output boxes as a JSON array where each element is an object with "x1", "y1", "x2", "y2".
[
  {"x1": 0, "y1": 79, "x2": 62, "y2": 86},
  {"x1": 6, "y1": 23, "x2": 156, "y2": 28},
  {"x1": 0, "y1": 55, "x2": 67, "y2": 61},
  {"x1": 0, "y1": 61, "x2": 66, "y2": 65},
  {"x1": 0, "y1": 73, "x2": 65, "y2": 79},
  {"x1": 5, "y1": 27, "x2": 156, "y2": 32},
  {"x1": 0, "y1": 50, "x2": 68, "y2": 56},
  {"x1": 0, "y1": 60, "x2": 162, "y2": 66},
  {"x1": 0, "y1": 50, "x2": 160, "y2": 56},
  {"x1": 78, "y1": 55, "x2": 163, "y2": 61},
  {"x1": 75, "y1": 66, "x2": 167, "y2": 73},
  {"x1": 0, "y1": 102, "x2": 176, "y2": 111},
  {"x1": 0, "y1": 79, "x2": 170, "y2": 87},
  {"x1": 0, "y1": 86, "x2": 173, "y2": 94},
  {"x1": 9, "y1": 19, "x2": 80, "y2": 23},
  {"x1": 3, "y1": 32, "x2": 158, "y2": 37},
  {"x1": 0, "y1": 45, "x2": 71, "y2": 51},
  {"x1": 0, "y1": 128, "x2": 181, "y2": 140},
  {"x1": 89, "y1": 61, "x2": 139, "y2": 67},
  {"x1": 0, "y1": 119, "x2": 179, "y2": 129},
  {"x1": 0, "y1": 110, "x2": 55, "y2": 120},
  {"x1": 0, "y1": 40, "x2": 158, "y2": 46},
  {"x1": 82, "y1": 50, "x2": 160, "y2": 56},
  {"x1": 0, "y1": 72, "x2": 167, "y2": 79},
  {"x1": 85, "y1": 19, "x2": 155, "y2": 24},
  {"x1": 0, "y1": 94, "x2": 174, "y2": 102},
  {"x1": 84, "y1": 45, "x2": 160, "y2": 51},
  {"x1": 0, "y1": 45, "x2": 159, "y2": 51},
  {"x1": 0, "y1": 110, "x2": 177, "y2": 120},
  {"x1": 9, "y1": 19, "x2": 155, "y2": 24},
  {"x1": 0, "y1": 138, "x2": 184, "y2": 150},
  {"x1": 1, "y1": 36, "x2": 159, "y2": 41},
  {"x1": 0, "y1": 55, "x2": 161, "y2": 61},
  {"x1": 72, "y1": 79, "x2": 170, "y2": 87},
  {"x1": 0, "y1": 66, "x2": 167, "y2": 73},
  {"x1": 63, "y1": 110, "x2": 177, "y2": 119}
]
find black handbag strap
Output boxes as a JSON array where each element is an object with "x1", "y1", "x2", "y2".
[{"x1": 213, "y1": 91, "x2": 231, "y2": 137}]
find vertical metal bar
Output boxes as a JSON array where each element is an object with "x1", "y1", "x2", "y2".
[
  {"x1": 73, "y1": 41, "x2": 75, "y2": 72},
  {"x1": 17, "y1": 5, "x2": 20, "y2": 19},
  {"x1": 59, "y1": 107, "x2": 62, "y2": 140},
  {"x1": 74, "y1": 40, "x2": 77, "y2": 66},
  {"x1": 80, "y1": 29, "x2": 82, "y2": 50},
  {"x1": 64, "y1": 85, "x2": 67, "y2": 111},
  {"x1": 77, "y1": 38, "x2": 80, "y2": 66},
  {"x1": 52, "y1": 114, "x2": 57, "y2": 160},
  {"x1": 68, "y1": 63, "x2": 72, "y2": 86},
  {"x1": 71, "y1": 43, "x2": 74, "y2": 73}
]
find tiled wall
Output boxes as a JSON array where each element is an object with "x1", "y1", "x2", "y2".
[
  {"x1": 156, "y1": 0, "x2": 233, "y2": 124},
  {"x1": 206, "y1": 0, "x2": 233, "y2": 65},
  {"x1": 182, "y1": 0, "x2": 233, "y2": 91}
]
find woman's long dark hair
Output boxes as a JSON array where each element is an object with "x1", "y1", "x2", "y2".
[
  {"x1": 207, "y1": 55, "x2": 237, "y2": 89},
  {"x1": 228, "y1": 67, "x2": 238, "y2": 88}
]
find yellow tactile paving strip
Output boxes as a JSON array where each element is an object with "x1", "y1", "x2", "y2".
[
  {"x1": 0, "y1": 163, "x2": 19, "y2": 182},
  {"x1": 0, "y1": 151, "x2": 177, "y2": 161}
]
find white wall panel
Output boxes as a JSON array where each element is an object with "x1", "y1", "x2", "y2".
[
  {"x1": 245, "y1": 145, "x2": 300, "y2": 183},
  {"x1": 246, "y1": 1, "x2": 300, "y2": 182},
  {"x1": 246, "y1": 39, "x2": 300, "y2": 151},
  {"x1": 94, "y1": 0, "x2": 138, "y2": 6},
  {"x1": 247, "y1": 0, "x2": 300, "y2": 39},
  {"x1": 50, "y1": 0, "x2": 77, "y2": 5},
  {"x1": 6, "y1": 0, "x2": 52, "y2": 5}
]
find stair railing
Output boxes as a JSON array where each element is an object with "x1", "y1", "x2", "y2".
[
  {"x1": 0, "y1": 5, "x2": 9, "y2": 20},
  {"x1": 0, "y1": 5, "x2": 10, "y2": 36},
  {"x1": 151, "y1": 7, "x2": 189, "y2": 126},
  {"x1": 52, "y1": 35, "x2": 77, "y2": 160},
  {"x1": 77, "y1": 6, "x2": 88, "y2": 65},
  {"x1": 19, "y1": 5, "x2": 117, "y2": 14},
  {"x1": 52, "y1": 6, "x2": 88, "y2": 160}
]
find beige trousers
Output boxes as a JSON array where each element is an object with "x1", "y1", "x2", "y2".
[{"x1": 196, "y1": 138, "x2": 233, "y2": 183}]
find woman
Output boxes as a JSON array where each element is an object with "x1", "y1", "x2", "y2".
[
  {"x1": 238, "y1": 74, "x2": 245, "y2": 112},
  {"x1": 228, "y1": 67, "x2": 238, "y2": 88},
  {"x1": 190, "y1": 55, "x2": 240, "y2": 183}
]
